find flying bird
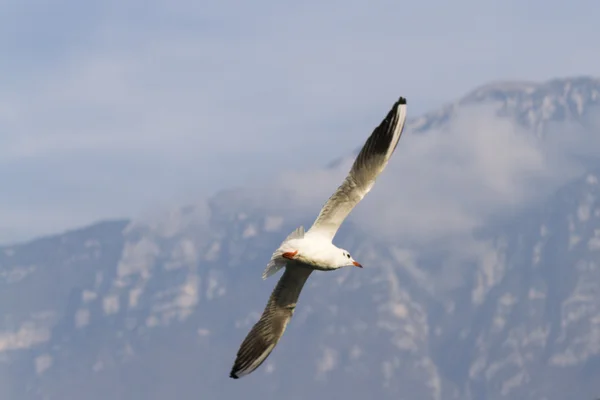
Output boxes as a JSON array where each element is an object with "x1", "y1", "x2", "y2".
[{"x1": 229, "y1": 96, "x2": 408, "y2": 379}]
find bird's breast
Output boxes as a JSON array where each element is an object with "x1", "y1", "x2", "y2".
[{"x1": 294, "y1": 249, "x2": 338, "y2": 271}]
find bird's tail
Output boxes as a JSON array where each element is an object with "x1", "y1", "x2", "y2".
[{"x1": 261, "y1": 226, "x2": 304, "y2": 280}]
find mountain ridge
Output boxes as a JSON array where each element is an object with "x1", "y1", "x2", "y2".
[{"x1": 1, "y1": 75, "x2": 600, "y2": 399}]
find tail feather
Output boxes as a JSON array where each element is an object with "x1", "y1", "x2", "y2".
[
  {"x1": 262, "y1": 255, "x2": 286, "y2": 280},
  {"x1": 261, "y1": 226, "x2": 305, "y2": 280}
]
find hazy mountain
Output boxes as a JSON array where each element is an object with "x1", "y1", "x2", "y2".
[
  {"x1": 1, "y1": 76, "x2": 600, "y2": 400},
  {"x1": 411, "y1": 76, "x2": 600, "y2": 135}
]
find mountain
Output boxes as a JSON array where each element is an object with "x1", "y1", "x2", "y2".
[
  {"x1": 465, "y1": 169, "x2": 600, "y2": 400},
  {"x1": 1, "y1": 76, "x2": 600, "y2": 400},
  {"x1": 410, "y1": 76, "x2": 600, "y2": 135}
]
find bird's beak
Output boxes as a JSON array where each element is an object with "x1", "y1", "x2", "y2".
[{"x1": 352, "y1": 261, "x2": 363, "y2": 268}]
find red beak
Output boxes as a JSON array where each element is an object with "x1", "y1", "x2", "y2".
[{"x1": 352, "y1": 261, "x2": 363, "y2": 268}]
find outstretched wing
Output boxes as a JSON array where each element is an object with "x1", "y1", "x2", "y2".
[
  {"x1": 307, "y1": 96, "x2": 407, "y2": 241},
  {"x1": 230, "y1": 266, "x2": 313, "y2": 379}
]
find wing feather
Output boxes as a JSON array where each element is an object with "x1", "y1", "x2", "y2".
[
  {"x1": 307, "y1": 96, "x2": 407, "y2": 241},
  {"x1": 230, "y1": 266, "x2": 313, "y2": 379}
]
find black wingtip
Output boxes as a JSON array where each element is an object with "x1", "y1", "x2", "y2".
[
  {"x1": 397, "y1": 96, "x2": 407, "y2": 105},
  {"x1": 230, "y1": 370, "x2": 239, "y2": 379}
]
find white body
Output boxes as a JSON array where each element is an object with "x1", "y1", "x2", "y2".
[
  {"x1": 278, "y1": 233, "x2": 353, "y2": 271},
  {"x1": 262, "y1": 225, "x2": 359, "y2": 279}
]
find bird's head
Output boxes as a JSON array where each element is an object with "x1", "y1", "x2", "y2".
[{"x1": 338, "y1": 249, "x2": 362, "y2": 268}]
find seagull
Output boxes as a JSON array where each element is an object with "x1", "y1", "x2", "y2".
[{"x1": 229, "y1": 96, "x2": 407, "y2": 379}]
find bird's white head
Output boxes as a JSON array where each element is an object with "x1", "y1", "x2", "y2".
[{"x1": 338, "y1": 249, "x2": 362, "y2": 268}]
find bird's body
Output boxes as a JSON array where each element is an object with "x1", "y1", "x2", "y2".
[
  {"x1": 230, "y1": 96, "x2": 408, "y2": 379},
  {"x1": 277, "y1": 237, "x2": 341, "y2": 271},
  {"x1": 266, "y1": 228, "x2": 357, "y2": 274}
]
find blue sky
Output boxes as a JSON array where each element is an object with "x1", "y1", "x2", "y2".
[{"x1": 1, "y1": 0, "x2": 599, "y2": 243}]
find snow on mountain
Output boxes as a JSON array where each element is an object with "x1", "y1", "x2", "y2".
[{"x1": 1, "y1": 76, "x2": 600, "y2": 400}]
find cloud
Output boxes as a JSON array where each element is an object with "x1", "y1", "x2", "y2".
[{"x1": 273, "y1": 102, "x2": 600, "y2": 247}]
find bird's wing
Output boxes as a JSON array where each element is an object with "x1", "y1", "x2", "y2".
[
  {"x1": 307, "y1": 96, "x2": 407, "y2": 241},
  {"x1": 230, "y1": 266, "x2": 313, "y2": 379}
]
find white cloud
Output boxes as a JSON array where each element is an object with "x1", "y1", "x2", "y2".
[{"x1": 273, "y1": 103, "x2": 600, "y2": 246}]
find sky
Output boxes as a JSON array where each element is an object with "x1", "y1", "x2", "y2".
[{"x1": 1, "y1": 0, "x2": 600, "y2": 243}]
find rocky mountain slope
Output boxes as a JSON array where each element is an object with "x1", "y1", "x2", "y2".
[{"x1": 1, "y1": 76, "x2": 600, "y2": 400}]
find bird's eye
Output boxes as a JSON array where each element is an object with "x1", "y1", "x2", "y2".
[{"x1": 347, "y1": 253, "x2": 351, "y2": 258}]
